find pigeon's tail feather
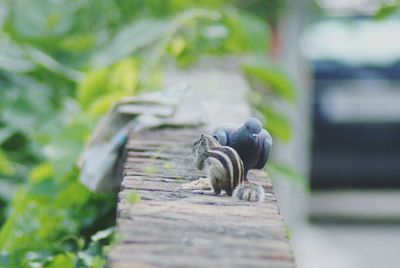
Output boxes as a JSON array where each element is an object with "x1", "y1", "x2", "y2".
[{"x1": 232, "y1": 182, "x2": 265, "y2": 202}]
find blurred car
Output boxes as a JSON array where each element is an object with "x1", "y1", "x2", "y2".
[{"x1": 301, "y1": 17, "x2": 400, "y2": 220}]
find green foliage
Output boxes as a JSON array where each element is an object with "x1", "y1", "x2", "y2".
[
  {"x1": 243, "y1": 61, "x2": 296, "y2": 103},
  {"x1": 222, "y1": 9, "x2": 270, "y2": 53},
  {"x1": 374, "y1": 2, "x2": 400, "y2": 20},
  {"x1": 268, "y1": 162, "x2": 307, "y2": 189},
  {"x1": 0, "y1": 151, "x2": 14, "y2": 176},
  {"x1": 258, "y1": 104, "x2": 292, "y2": 142},
  {"x1": 245, "y1": 59, "x2": 296, "y2": 142},
  {"x1": 78, "y1": 59, "x2": 139, "y2": 116},
  {"x1": 0, "y1": 0, "x2": 294, "y2": 267}
]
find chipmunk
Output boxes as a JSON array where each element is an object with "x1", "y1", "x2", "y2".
[{"x1": 190, "y1": 134, "x2": 265, "y2": 202}]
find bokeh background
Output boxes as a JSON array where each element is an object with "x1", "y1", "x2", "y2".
[{"x1": 0, "y1": 0, "x2": 399, "y2": 267}]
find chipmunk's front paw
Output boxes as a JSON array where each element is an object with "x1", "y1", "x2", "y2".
[{"x1": 180, "y1": 178, "x2": 211, "y2": 190}]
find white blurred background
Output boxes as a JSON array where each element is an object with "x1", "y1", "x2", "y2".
[{"x1": 272, "y1": 0, "x2": 400, "y2": 267}]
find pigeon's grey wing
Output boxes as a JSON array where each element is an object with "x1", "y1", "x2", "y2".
[
  {"x1": 255, "y1": 129, "x2": 273, "y2": 169},
  {"x1": 212, "y1": 124, "x2": 238, "y2": 146}
]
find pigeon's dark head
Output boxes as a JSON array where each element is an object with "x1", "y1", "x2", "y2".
[
  {"x1": 244, "y1": 118, "x2": 262, "y2": 136},
  {"x1": 235, "y1": 118, "x2": 262, "y2": 146}
]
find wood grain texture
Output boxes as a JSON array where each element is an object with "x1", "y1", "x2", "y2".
[
  {"x1": 108, "y1": 129, "x2": 295, "y2": 268},
  {"x1": 108, "y1": 68, "x2": 295, "y2": 267}
]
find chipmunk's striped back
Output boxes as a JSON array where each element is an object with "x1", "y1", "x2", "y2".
[
  {"x1": 195, "y1": 135, "x2": 244, "y2": 194},
  {"x1": 192, "y1": 134, "x2": 265, "y2": 201},
  {"x1": 207, "y1": 146, "x2": 244, "y2": 190}
]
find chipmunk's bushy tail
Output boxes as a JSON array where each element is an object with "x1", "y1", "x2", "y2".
[{"x1": 233, "y1": 182, "x2": 265, "y2": 202}]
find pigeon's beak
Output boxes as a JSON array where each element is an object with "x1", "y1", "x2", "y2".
[{"x1": 252, "y1": 133, "x2": 258, "y2": 143}]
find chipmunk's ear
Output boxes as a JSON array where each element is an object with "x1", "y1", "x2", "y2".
[
  {"x1": 194, "y1": 136, "x2": 201, "y2": 145},
  {"x1": 201, "y1": 134, "x2": 204, "y2": 138}
]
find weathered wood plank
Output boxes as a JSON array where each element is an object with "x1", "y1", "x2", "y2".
[
  {"x1": 109, "y1": 128, "x2": 294, "y2": 268},
  {"x1": 108, "y1": 68, "x2": 296, "y2": 267}
]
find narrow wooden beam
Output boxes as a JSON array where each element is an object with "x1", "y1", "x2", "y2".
[{"x1": 108, "y1": 68, "x2": 296, "y2": 267}]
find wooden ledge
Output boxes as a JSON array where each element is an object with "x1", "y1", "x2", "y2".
[{"x1": 108, "y1": 128, "x2": 295, "y2": 268}]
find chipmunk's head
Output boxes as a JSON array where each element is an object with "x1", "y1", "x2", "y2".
[{"x1": 191, "y1": 134, "x2": 217, "y2": 170}]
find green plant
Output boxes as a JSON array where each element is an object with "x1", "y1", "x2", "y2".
[{"x1": 0, "y1": 1, "x2": 295, "y2": 267}]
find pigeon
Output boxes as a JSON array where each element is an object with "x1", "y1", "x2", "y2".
[{"x1": 213, "y1": 117, "x2": 272, "y2": 181}]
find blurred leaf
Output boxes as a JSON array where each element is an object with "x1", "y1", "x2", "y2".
[
  {"x1": 268, "y1": 162, "x2": 307, "y2": 188},
  {"x1": 0, "y1": 35, "x2": 83, "y2": 80},
  {"x1": 25, "y1": 47, "x2": 84, "y2": 82},
  {"x1": 0, "y1": 188, "x2": 28, "y2": 250},
  {"x1": 43, "y1": 120, "x2": 87, "y2": 180},
  {"x1": 0, "y1": 34, "x2": 35, "y2": 73},
  {"x1": 225, "y1": 9, "x2": 269, "y2": 53},
  {"x1": 0, "y1": 150, "x2": 15, "y2": 176},
  {"x1": 10, "y1": 0, "x2": 78, "y2": 38},
  {"x1": 0, "y1": 252, "x2": 9, "y2": 268},
  {"x1": 86, "y1": 93, "x2": 125, "y2": 118},
  {"x1": 78, "y1": 69, "x2": 108, "y2": 108},
  {"x1": 0, "y1": 179, "x2": 19, "y2": 202},
  {"x1": 30, "y1": 162, "x2": 54, "y2": 183},
  {"x1": 60, "y1": 34, "x2": 96, "y2": 52},
  {"x1": 260, "y1": 105, "x2": 292, "y2": 142},
  {"x1": 91, "y1": 227, "x2": 114, "y2": 242},
  {"x1": 1, "y1": 86, "x2": 50, "y2": 135},
  {"x1": 125, "y1": 191, "x2": 141, "y2": 204},
  {"x1": 0, "y1": 127, "x2": 14, "y2": 146},
  {"x1": 77, "y1": 69, "x2": 109, "y2": 109},
  {"x1": 27, "y1": 179, "x2": 58, "y2": 201},
  {"x1": 284, "y1": 224, "x2": 291, "y2": 240},
  {"x1": 46, "y1": 253, "x2": 75, "y2": 268},
  {"x1": 91, "y1": 19, "x2": 167, "y2": 68},
  {"x1": 78, "y1": 58, "x2": 138, "y2": 115},
  {"x1": 108, "y1": 58, "x2": 139, "y2": 95},
  {"x1": 55, "y1": 181, "x2": 90, "y2": 207},
  {"x1": 243, "y1": 61, "x2": 296, "y2": 102},
  {"x1": 168, "y1": 36, "x2": 186, "y2": 57},
  {"x1": 2, "y1": 103, "x2": 38, "y2": 135},
  {"x1": 374, "y1": 3, "x2": 399, "y2": 20}
]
